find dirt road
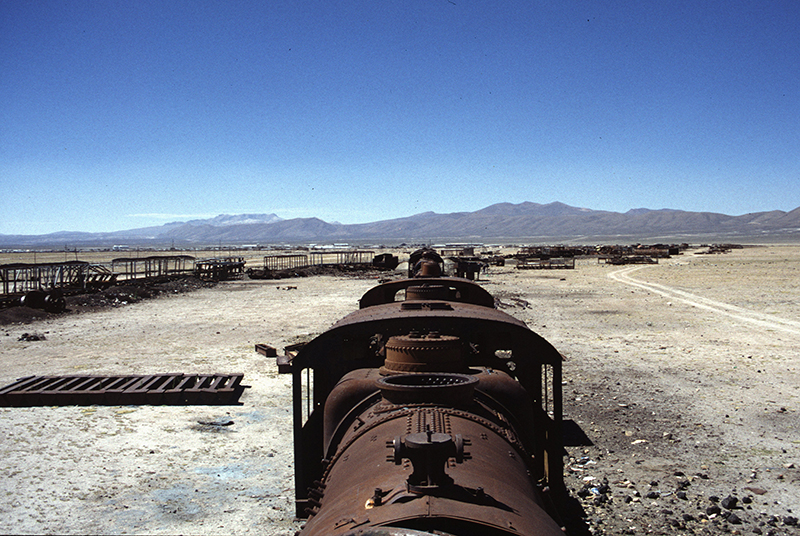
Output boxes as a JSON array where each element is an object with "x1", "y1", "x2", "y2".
[
  {"x1": 1, "y1": 246, "x2": 798, "y2": 535},
  {"x1": 609, "y1": 265, "x2": 800, "y2": 336}
]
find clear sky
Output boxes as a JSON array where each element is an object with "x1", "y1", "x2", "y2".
[{"x1": 2, "y1": 1, "x2": 798, "y2": 235}]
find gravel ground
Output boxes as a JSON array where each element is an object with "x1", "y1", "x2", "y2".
[{"x1": 1, "y1": 246, "x2": 799, "y2": 535}]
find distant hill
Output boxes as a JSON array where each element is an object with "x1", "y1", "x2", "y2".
[{"x1": 1, "y1": 204, "x2": 799, "y2": 247}]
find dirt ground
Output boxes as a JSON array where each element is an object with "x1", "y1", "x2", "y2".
[{"x1": 1, "y1": 246, "x2": 798, "y2": 535}]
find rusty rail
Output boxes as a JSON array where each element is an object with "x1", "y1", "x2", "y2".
[{"x1": 0, "y1": 373, "x2": 247, "y2": 406}]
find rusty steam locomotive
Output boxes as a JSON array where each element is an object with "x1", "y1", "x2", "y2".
[{"x1": 277, "y1": 255, "x2": 566, "y2": 535}]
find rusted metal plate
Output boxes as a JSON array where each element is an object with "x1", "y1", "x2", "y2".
[
  {"x1": 274, "y1": 342, "x2": 306, "y2": 374},
  {"x1": 255, "y1": 343, "x2": 277, "y2": 357},
  {"x1": 0, "y1": 373, "x2": 247, "y2": 406}
]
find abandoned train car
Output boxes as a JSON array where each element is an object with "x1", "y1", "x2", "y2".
[{"x1": 277, "y1": 263, "x2": 566, "y2": 535}]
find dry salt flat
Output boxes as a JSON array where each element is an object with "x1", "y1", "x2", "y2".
[{"x1": 1, "y1": 246, "x2": 799, "y2": 535}]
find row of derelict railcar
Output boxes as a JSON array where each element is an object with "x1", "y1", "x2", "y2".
[
  {"x1": 1, "y1": 250, "x2": 398, "y2": 308},
  {"x1": 0, "y1": 255, "x2": 246, "y2": 308}
]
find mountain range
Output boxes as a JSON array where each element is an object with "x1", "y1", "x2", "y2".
[{"x1": 2, "y1": 202, "x2": 799, "y2": 247}]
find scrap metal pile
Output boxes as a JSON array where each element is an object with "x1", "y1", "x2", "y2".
[{"x1": 0, "y1": 373, "x2": 247, "y2": 406}]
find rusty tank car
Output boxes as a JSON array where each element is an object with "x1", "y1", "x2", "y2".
[{"x1": 277, "y1": 259, "x2": 566, "y2": 535}]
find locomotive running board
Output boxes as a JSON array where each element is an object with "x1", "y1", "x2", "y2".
[{"x1": 0, "y1": 373, "x2": 248, "y2": 406}]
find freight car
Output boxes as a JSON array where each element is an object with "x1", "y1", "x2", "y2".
[{"x1": 277, "y1": 262, "x2": 566, "y2": 535}]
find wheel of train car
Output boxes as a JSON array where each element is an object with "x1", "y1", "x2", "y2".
[
  {"x1": 43, "y1": 290, "x2": 66, "y2": 313},
  {"x1": 20, "y1": 290, "x2": 46, "y2": 309}
]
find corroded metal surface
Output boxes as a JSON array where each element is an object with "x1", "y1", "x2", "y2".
[
  {"x1": 302, "y1": 399, "x2": 563, "y2": 535},
  {"x1": 280, "y1": 275, "x2": 565, "y2": 534},
  {"x1": 194, "y1": 257, "x2": 245, "y2": 280},
  {"x1": 358, "y1": 277, "x2": 496, "y2": 309}
]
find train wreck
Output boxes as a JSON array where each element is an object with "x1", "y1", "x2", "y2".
[{"x1": 274, "y1": 257, "x2": 566, "y2": 535}]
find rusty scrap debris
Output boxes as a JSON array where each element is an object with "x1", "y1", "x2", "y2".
[
  {"x1": 1, "y1": 255, "x2": 212, "y2": 311},
  {"x1": 1, "y1": 243, "x2": 742, "y2": 314},
  {"x1": 247, "y1": 252, "x2": 398, "y2": 279},
  {"x1": 512, "y1": 243, "x2": 689, "y2": 269},
  {"x1": 0, "y1": 373, "x2": 248, "y2": 406},
  {"x1": 697, "y1": 244, "x2": 744, "y2": 254},
  {"x1": 194, "y1": 257, "x2": 245, "y2": 281},
  {"x1": 517, "y1": 257, "x2": 576, "y2": 269},
  {"x1": 604, "y1": 255, "x2": 658, "y2": 265}
]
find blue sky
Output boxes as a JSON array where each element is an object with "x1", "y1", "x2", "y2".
[{"x1": 2, "y1": 1, "x2": 798, "y2": 235}]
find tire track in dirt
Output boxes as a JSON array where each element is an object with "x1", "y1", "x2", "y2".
[{"x1": 608, "y1": 265, "x2": 800, "y2": 336}]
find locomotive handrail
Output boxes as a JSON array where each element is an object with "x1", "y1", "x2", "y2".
[
  {"x1": 292, "y1": 301, "x2": 563, "y2": 398},
  {"x1": 358, "y1": 277, "x2": 496, "y2": 309}
]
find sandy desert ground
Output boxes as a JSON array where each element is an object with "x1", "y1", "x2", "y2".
[{"x1": 1, "y1": 245, "x2": 799, "y2": 535}]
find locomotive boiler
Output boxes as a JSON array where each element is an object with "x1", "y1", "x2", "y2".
[{"x1": 277, "y1": 260, "x2": 566, "y2": 535}]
